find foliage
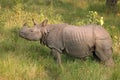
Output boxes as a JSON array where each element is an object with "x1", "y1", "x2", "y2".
[
  {"x1": 86, "y1": 11, "x2": 104, "y2": 25},
  {"x1": 107, "y1": 25, "x2": 120, "y2": 53},
  {"x1": 76, "y1": 11, "x2": 104, "y2": 26},
  {"x1": 0, "y1": 3, "x2": 63, "y2": 29}
]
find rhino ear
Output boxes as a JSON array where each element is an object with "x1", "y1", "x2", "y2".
[
  {"x1": 32, "y1": 18, "x2": 37, "y2": 25},
  {"x1": 23, "y1": 23, "x2": 28, "y2": 28},
  {"x1": 41, "y1": 19, "x2": 48, "y2": 27},
  {"x1": 23, "y1": 23, "x2": 27, "y2": 26}
]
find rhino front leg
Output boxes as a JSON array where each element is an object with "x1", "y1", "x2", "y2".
[{"x1": 51, "y1": 49, "x2": 63, "y2": 68}]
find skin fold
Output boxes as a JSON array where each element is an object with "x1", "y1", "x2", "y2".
[{"x1": 19, "y1": 19, "x2": 115, "y2": 67}]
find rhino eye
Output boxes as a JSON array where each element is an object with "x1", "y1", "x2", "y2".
[{"x1": 30, "y1": 30, "x2": 33, "y2": 32}]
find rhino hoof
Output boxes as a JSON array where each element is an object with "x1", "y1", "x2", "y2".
[{"x1": 105, "y1": 58, "x2": 115, "y2": 67}]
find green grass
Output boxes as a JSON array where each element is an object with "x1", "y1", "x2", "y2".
[{"x1": 0, "y1": 0, "x2": 120, "y2": 80}]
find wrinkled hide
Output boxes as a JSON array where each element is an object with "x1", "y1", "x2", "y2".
[{"x1": 19, "y1": 19, "x2": 114, "y2": 67}]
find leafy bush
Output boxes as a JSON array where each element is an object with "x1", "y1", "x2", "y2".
[{"x1": 76, "y1": 11, "x2": 104, "y2": 26}]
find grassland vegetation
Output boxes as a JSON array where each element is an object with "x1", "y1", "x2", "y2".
[{"x1": 0, "y1": 0, "x2": 120, "y2": 80}]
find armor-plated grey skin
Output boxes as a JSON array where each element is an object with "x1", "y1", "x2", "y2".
[{"x1": 19, "y1": 19, "x2": 114, "y2": 67}]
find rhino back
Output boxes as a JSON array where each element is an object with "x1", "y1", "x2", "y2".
[{"x1": 62, "y1": 25, "x2": 95, "y2": 57}]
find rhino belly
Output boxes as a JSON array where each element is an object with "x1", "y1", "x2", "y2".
[{"x1": 65, "y1": 41, "x2": 90, "y2": 58}]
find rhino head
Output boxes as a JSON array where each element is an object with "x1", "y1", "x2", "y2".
[{"x1": 19, "y1": 19, "x2": 48, "y2": 41}]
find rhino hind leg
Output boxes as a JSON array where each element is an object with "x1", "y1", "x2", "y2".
[{"x1": 94, "y1": 40, "x2": 115, "y2": 67}]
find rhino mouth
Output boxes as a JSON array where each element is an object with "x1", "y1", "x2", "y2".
[
  {"x1": 19, "y1": 31, "x2": 30, "y2": 40},
  {"x1": 19, "y1": 31, "x2": 38, "y2": 41}
]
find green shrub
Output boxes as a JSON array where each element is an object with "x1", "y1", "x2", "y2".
[{"x1": 75, "y1": 11, "x2": 104, "y2": 26}]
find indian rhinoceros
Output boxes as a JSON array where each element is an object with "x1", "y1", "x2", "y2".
[{"x1": 19, "y1": 19, "x2": 114, "y2": 67}]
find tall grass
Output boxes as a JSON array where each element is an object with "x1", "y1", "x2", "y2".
[{"x1": 0, "y1": 0, "x2": 120, "y2": 80}]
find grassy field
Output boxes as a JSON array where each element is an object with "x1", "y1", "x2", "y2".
[{"x1": 0, "y1": 0, "x2": 120, "y2": 80}]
